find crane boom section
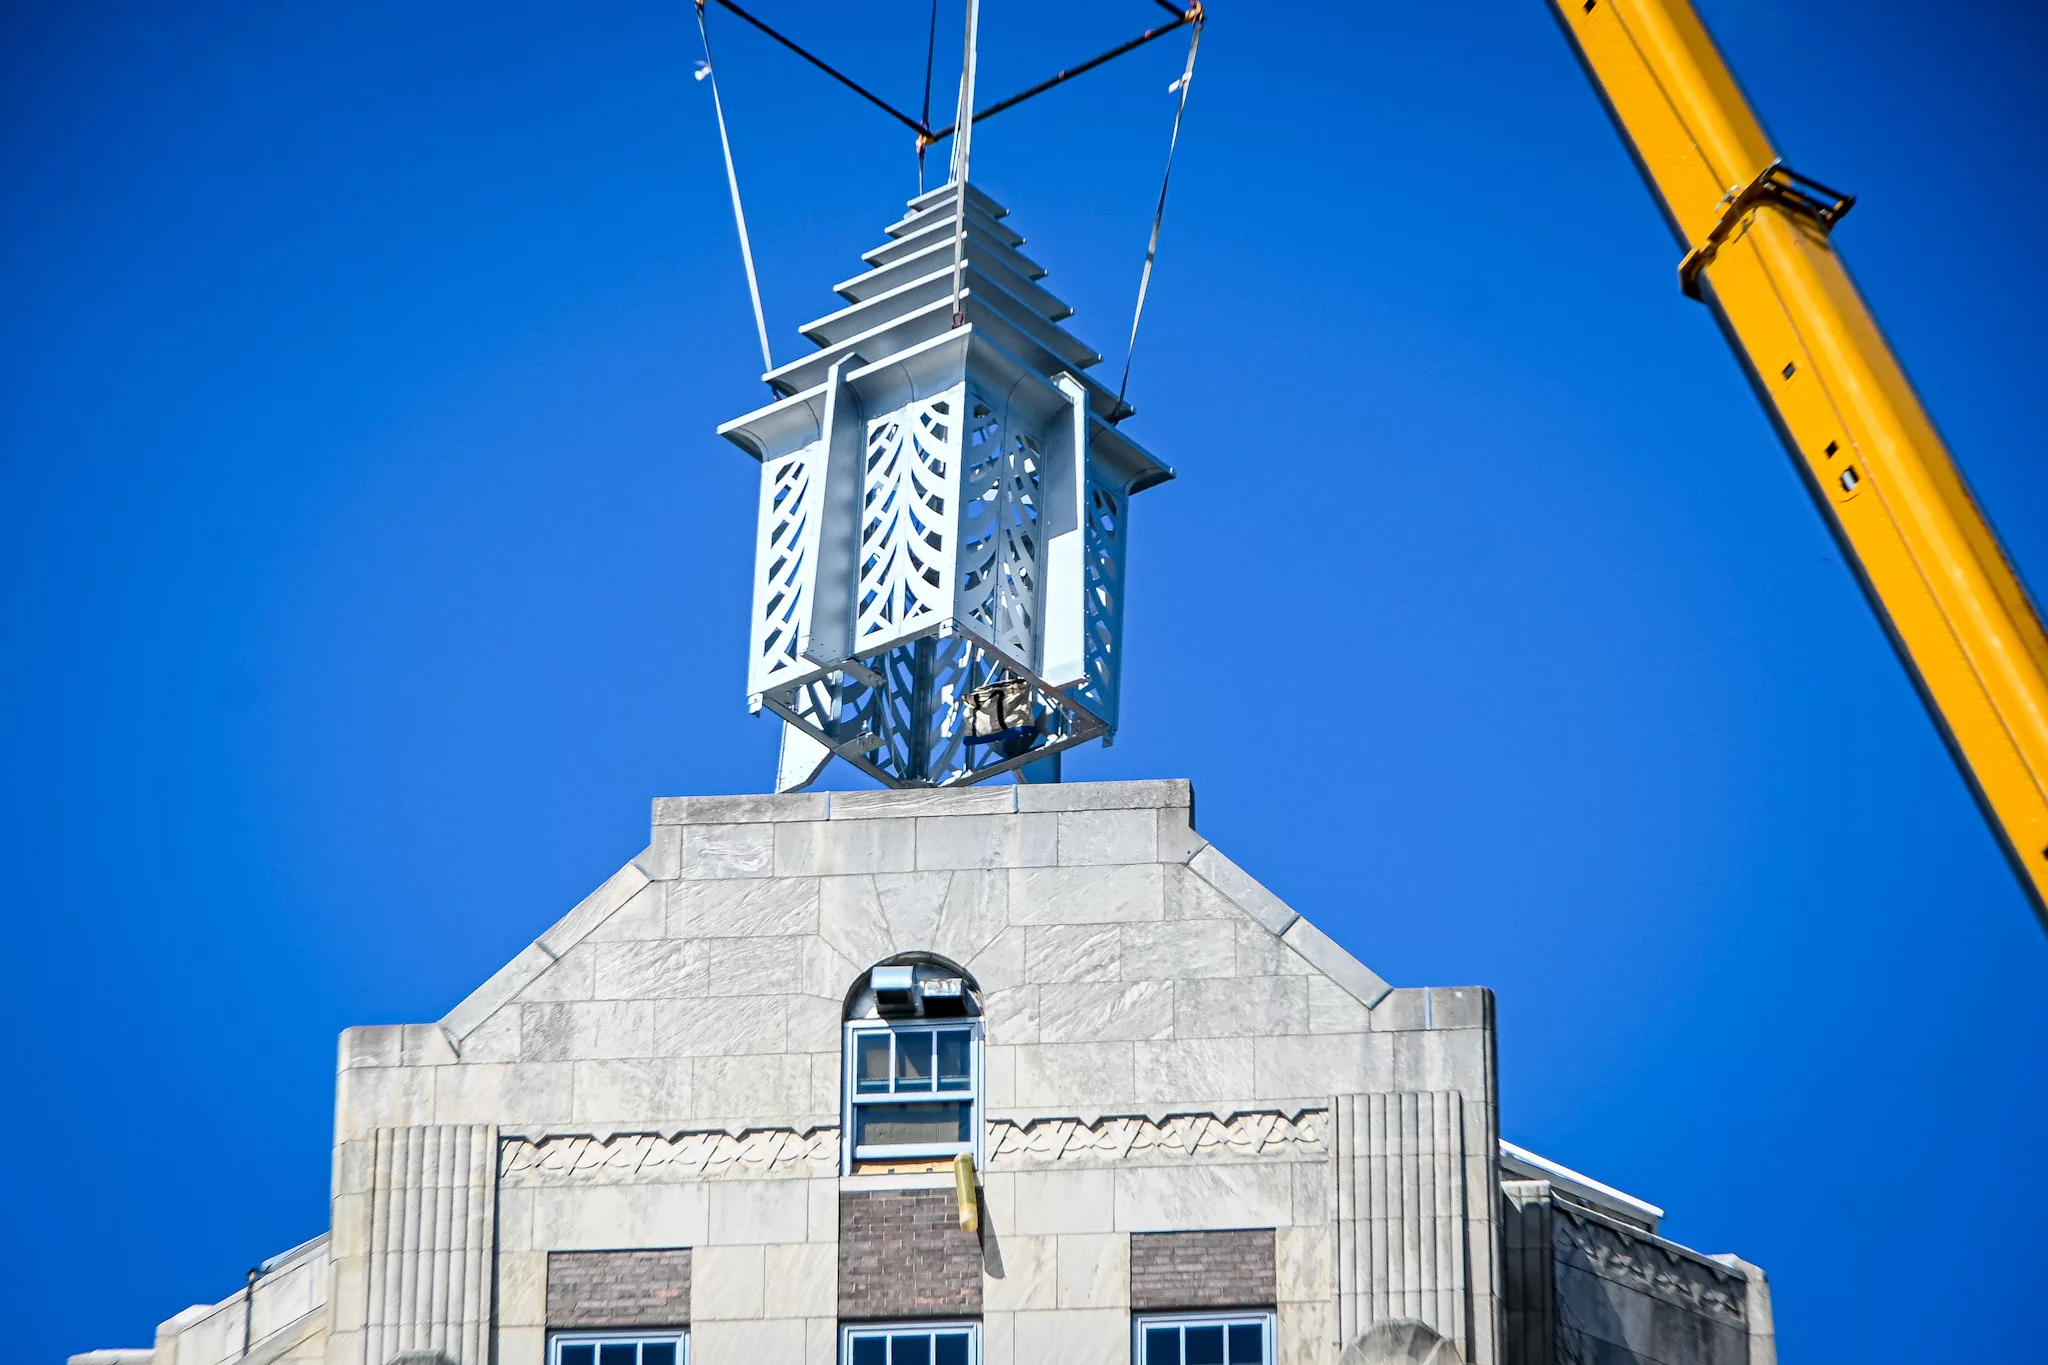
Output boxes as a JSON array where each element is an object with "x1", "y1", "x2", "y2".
[{"x1": 1550, "y1": 0, "x2": 2048, "y2": 924}]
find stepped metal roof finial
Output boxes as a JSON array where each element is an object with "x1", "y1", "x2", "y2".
[{"x1": 718, "y1": 181, "x2": 1173, "y2": 790}]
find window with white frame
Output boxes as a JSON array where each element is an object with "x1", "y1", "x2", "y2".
[
  {"x1": 550, "y1": 1330, "x2": 687, "y2": 1365},
  {"x1": 842, "y1": 1320, "x2": 977, "y2": 1365},
  {"x1": 1133, "y1": 1311, "x2": 1273, "y2": 1365},
  {"x1": 843, "y1": 1018, "x2": 979, "y2": 1167}
]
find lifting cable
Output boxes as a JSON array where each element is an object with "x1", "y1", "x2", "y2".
[
  {"x1": 1118, "y1": 10, "x2": 1202, "y2": 408},
  {"x1": 692, "y1": 0, "x2": 776, "y2": 385},
  {"x1": 917, "y1": 0, "x2": 940, "y2": 194}
]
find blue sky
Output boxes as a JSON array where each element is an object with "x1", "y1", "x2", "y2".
[{"x1": 3, "y1": 1, "x2": 2043, "y2": 1360}]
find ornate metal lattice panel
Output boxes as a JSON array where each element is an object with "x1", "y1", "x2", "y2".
[
  {"x1": 748, "y1": 440, "x2": 821, "y2": 695},
  {"x1": 1076, "y1": 474, "x2": 1127, "y2": 725},
  {"x1": 955, "y1": 389, "x2": 1045, "y2": 665},
  {"x1": 854, "y1": 387, "x2": 963, "y2": 658}
]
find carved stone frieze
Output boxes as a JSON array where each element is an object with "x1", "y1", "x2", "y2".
[
  {"x1": 1554, "y1": 1205, "x2": 1748, "y2": 1323},
  {"x1": 500, "y1": 1128, "x2": 839, "y2": 1184},
  {"x1": 985, "y1": 1109, "x2": 1326, "y2": 1167}
]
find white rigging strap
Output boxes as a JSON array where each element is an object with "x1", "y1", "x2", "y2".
[
  {"x1": 693, "y1": 0, "x2": 775, "y2": 380},
  {"x1": 1118, "y1": 17, "x2": 1202, "y2": 406}
]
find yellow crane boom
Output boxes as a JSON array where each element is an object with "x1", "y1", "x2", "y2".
[{"x1": 1549, "y1": 0, "x2": 2048, "y2": 924}]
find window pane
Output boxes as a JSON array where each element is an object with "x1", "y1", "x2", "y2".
[
  {"x1": 892, "y1": 1334, "x2": 932, "y2": 1365},
  {"x1": 597, "y1": 1345, "x2": 637, "y2": 1365},
  {"x1": 1144, "y1": 1325, "x2": 1183, "y2": 1365},
  {"x1": 935, "y1": 1029, "x2": 971, "y2": 1091},
  {"x1": 643, "y1": 1345, "x2": 677, "y2": 1365},
  {"x1": 934, "y1": 1331, "x2": 969, "y2": 1365},
  {"x1": 1228, "y1": 1323, "x2": 1264, "y2": 1363},
  {"x1": 856, "y1": 1033, "x2": 893, "y2": 1094},
  {"x1": 850, "y1": 1337, "x2": 887, "y2": 1365},
  {"x1": 1185, "y1": 1325, "x2": 1226, "y2": 1365},
  {"x1": 855, "y1": 1101, "x2": 972, "y2": 1149},
  {"x1": 560, "y1": 1348, "x2": 596, "y2": 1365},
  {"x1": 896, "y1": 1031, "x2": 935, "y2": 1091}
]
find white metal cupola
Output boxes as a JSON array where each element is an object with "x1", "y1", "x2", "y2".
[{"x1": 718, "y1": 181, "x2": 1173, "y2": 791}]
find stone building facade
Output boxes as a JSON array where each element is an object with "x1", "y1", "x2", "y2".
[{"x1": 75, "y1": 780, "x2": 1777, "y2": 1365}]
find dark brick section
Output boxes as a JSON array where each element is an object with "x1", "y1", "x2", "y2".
[
  {"x1": 1129, "y1": 1229, "x2": 1277, "y2": 1311},
  {"x1": 546, "y1": 1249, "x2": 692, "y2": 1328},
  {"x1": 838, "y1": 1188, "x2": 983, "y2": 1319}
]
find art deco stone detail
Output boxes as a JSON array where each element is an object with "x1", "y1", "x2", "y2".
[
  {"x1": 985, "y1": 1110, "x2": 1326, "y2": 1167},
  {"x1": 1553, "y1": 1205, "x2": 1749, "y2": 1323},
  {"x1": 499, "y1": 1127, "x2": 839, "y2": 1184}
]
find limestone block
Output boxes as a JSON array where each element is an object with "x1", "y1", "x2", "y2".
[
  {"x1": 1290, "y1": 1163, "x2": 1333, "y2": 1233},
  {"x1": 1156, "y1": 805, "x2": 1208, "y2": 863},
  {"x1": 982, "y1": 1233, "x2": 1056, "y2": 1310},
  {"x1": 966, "y1": 925, "x2": 1027, "y2": 994},
  {"x1": 979, "y1": 1171, "x2": 1017, "y2": 1232},
  {"x1": 1276, "y1": 1226, "x2": 1332, "y2": 1304},
  {"x1": 688, "y1": 1244, "x2": 766, "y2": 1319},
  {"x1": 335, "y1": 1063, "x2": 434, "y2": 1137},
  {"x1": 805, "y1": 1050, "x2": 842, "y2": 1115},
  {"x1": 763, "y1": 1242, "x2": 837, "y2": 1317},
  {"x1": 799, "y1": 938, "x2": 863, "y2": 1001},
  {"x1": 633, "y1": 826, "x2": 682, "y2": 880},
  {"x1": 916, "y1": 812, "x2": 1057, "y2": 870},
  {"x1": 680, "y1": 824, "x2": 777, "y2": 880},
  {"x1": 653, "y1": 996, "x2": 790, "y2": 1058},
  {"x1": 1120, "y1": 920, "x2": 1234, "y2": 981},
  {"x1": 1389, "y1": 1028, "x2": 1488, "y2": 1095},
  {"x1": 539, "y1": 863, "x2": 656, "y2": 958},
  {"x1": 1186, "y1": 845, "x2": 1298, "y2": 936},
  {"x1": 1277, "y1": 1301, "x2": 1332, "y2": 1365},
  {"x1": 1037, "y1": 980, "x2": 1174, "y2": 1044},
  {"x1": 1010, "y1": 1168, "x2": 1117, "y2": 1234},
  {"x1": 1113, "y1": 1162, "x2": 1295, "y2": 1233},
  {"x1": 590, "y1": 941, "x2": 695, "y2": 1002},
  {"x1": 441, "y1": 943, "x2": 554, "y2": 1042},
  {"x1": 341, "y1": 1022, "x2": 452, "y2": 1071},
  {"x1": 1164, "y1": 866, "x2": 1241, "y2": 922},
  {"x1": 694, "y1": 935, "x2": 809, "y2": 997},
  {"x1": 1308, "y1": 974, "x2": 1374, "y2": 1034},
  {"x1": 980, "y1": 1311, "x2": 1016, "y2": 1365},
  {"x1": 774, "y1": 818, "x2": 915, "y2": 876},
  {"x1": 980, "y1": 986, "x2": 1041, "y2": 1045},
  {"x1": 1025, "y1": 924, "x2": 1121, "y2": 983},
  {"x1": 495, "y1": 1325, "x2": 546, "y2": 1365},
  {"x1": 806, "y1": 1177, "x2": 838, "y2": 1242},
  {"x1": 1131, "y1": 1037, "x2": 1257, "y2": 1102},
  {"x1": 570, "y1": 1058, "x2": 693, "y2": 1123},
  {"x1": 1008, "y1": 863, "x2": 1164, "y2": 925},
  {"x1": 495, "y1": 1250, "x2": 547, "y2": 1329},
  {"x1": 1012, "y1": 1041, "x2": 1135, "y2": 1106},
  {"x1": 1429, "y1": 986, "x2": 1491, "y2": 1031},
  {"x1": 1055, "y1": 808, "x2": 1157, "y2": 866},
  {"x1": 587, "y1": 881, "x2": 670, "y2": 942},
  {"x1": 433, "y1": 1061, "x2": 574, "y2": 1127},
  {"x1": 671, "y1": 877, "x2": 821, "y2": 940},
  {"x1": 654, "y1": 792, "x2": 829, "y2": 825},
  {"x1": 984, "y1": 1042, "x2": 1017, "y2": 1106},
  {"x1": 1056, "y1": 1232, "x2": 1131, "y2": 1309},
  {"x1": 835, "y1": 785, "x2": 1016, "y2": 818},
  {"x1": 872, "y1": 870, "x2": 955, "y2": 946},
  {"x1": 1011, "y1": 1308, "x2": 1129, "y2": 1365},
  {"x1": 1370, "y1": 988, "x2": 1428, "y2": 1033},
  {"x1": 1235, "y1": 920, "x2": 1313, "y2": 977},
  {"x1": 1255, "y1": 1032, "x2": 1392, "y2": 1097},
  {"x1": 497, "y1": 1187, "x2": 536, "y2": 1253},
  {"x1": 920, "y1": 868, "x2": 1008, "y2": 964},
  {"x1": 785, "y1": 995, "x2": 843, "y2": 1054},
  {"x1": 517, "y1": 945, "x2": 597, "y2": 1003},
  {"x1": 817, "y1": 876, "x2": 892, "y2": 969},
  {"x1": 1015, "y1": 779, "x2": 1192, "y2": 812},
  {"x1": 1173, "y1": 976, "x2": 1308, "y2": 1039},
  {"x1": 804, "y1": 1316, "x2": 838, "y2": 1365},
  {"x1": 456, "y1": 1006, "x2": 521, "y2": 1063},
  {"x1": 531, "y1": 1182, "x2": 710, "y2": 1252},
  {"x1": 1280, "y1": 917, "x2": 1390, "y2": 1008},
  {"x1": 696, "y1": 1320, "x2": 811, "y2": 1361},
  {"x1": 710, "y1": 1179, "x2": 811, "y2": 1245},
  {"x1": 519, "y1": 1001, "x2": 653, "y2": 1062},
  {"x1": 692, "y1": 1052, "x2": 814, "y2": 1119}
]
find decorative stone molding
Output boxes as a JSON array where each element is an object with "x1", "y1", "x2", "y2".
[
  {"x1": 499, "y1": 1127, "x2": 839, "y2": 1184},
  {"x1": 985, "y1": 1109, "x2": 1326, "y2": 1167},
  {"x1": 1553, "y1": 1205, "x2": 1748, "y2": 1323}
]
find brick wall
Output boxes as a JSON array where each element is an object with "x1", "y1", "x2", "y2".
[
  {"x1": 546, "y1": 1249, "x2": 692, "y2": 1328},
  {"x1": 838, "y1": 1189, "x2": 983, "y2": 1319},
  {"x1": 1129, "y1": 1229, "x2": 1276, "y2": 1311}
]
